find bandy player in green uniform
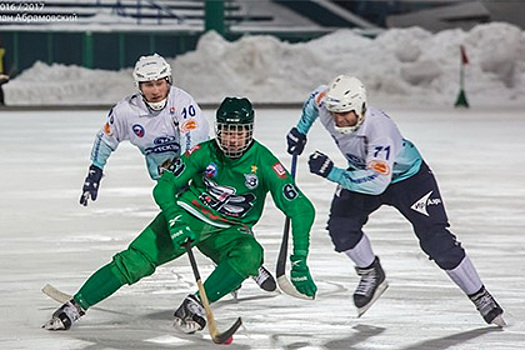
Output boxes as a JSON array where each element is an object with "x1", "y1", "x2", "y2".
[{"x1": 43, "y1": 97, "x2": 318, "y2": 333}]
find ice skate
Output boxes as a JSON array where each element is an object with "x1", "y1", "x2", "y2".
[
  {"x1": 469, "y1": 286, "x2": 506, "y2": 327},
  {"x1": 353, "y1": 256, "x2": 388, "y2": 317},
  {"x1": 174, "y1": 294, "x2": 206, "y2": 334},
  {"x1": 252, "y1": 265, "x2": 277, "y2": 292},
  {"x1": 42, "y1": 299, "x2": 85, "y2": 331}
]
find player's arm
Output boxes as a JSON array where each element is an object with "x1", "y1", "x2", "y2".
[
  {"x1": 153, "y1": 148, "x2": 204, "y2": 246},
  {"x1": 286, "y1": 86, "x2": 326, "y2": 155},
  {"x1": 266, "y1": 159, "x2": 317, "y2": 298},
  {"x1": 80, "y1": 107, "x2": 124, "y2": 206},
  {"x1": 179, "y1": 98, "x2": 210, "y2": 153},
  {"x1": 153, "y1": 146, "x2": 202, "y2": 221},
  {"x1": 310, "y1": 137, "x2": 397, "y2": 195}
]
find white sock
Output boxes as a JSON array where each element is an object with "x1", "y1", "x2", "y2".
[
  {"x1": 343, "y1": 234, "x2": 375, "y2": 268},
  {"x1": 445, "y1": 255, "x2": 483, "y2": 295}
]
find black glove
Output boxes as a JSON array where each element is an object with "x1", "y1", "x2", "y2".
[
  {"x1": 308, "y1": 151, "x2": 334, "y2": 178},
  {"x1": 286, "y1": 127, "x2": 307, "y2": 155},
  {"x1": 80, "y1": 164, "x2": 103, "y2": 206}
]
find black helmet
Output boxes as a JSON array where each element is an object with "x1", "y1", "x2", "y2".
[{"x1": 215, "y1": 97, "x2": 255, "y2": 158}]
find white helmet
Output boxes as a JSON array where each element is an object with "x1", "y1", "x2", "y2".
[
  {"x1": 133, "y1": 53, "x2": 172, "y2": 110},
  {"x1": 325, "y1": 75, "x2": 367, "y2": 134}
]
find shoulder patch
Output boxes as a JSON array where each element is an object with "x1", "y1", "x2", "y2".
[
  {"x1": 272, "y1": 162, "x2": 287, "y2": 179},
  {"x1": 103, "y1": 122, "x2": 113, "y2": 136},
  {"x1": 315, "y1": 90, "x2": 327, "y2": 106},
  {"x1": 367, "y1": 160, "x2": 390, "y2": 175}
]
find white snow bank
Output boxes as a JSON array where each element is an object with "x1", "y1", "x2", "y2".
[{"x1": 5, "y1": 22, "x2": 525, "y2": 107}]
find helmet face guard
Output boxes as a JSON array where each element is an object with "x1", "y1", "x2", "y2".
[
  {"x1": 215, "y1": 97, "x2": 255, "y2": 159},
  {"x1": 325, "y1": 75, "x2": 367, "y2": 133},
  {"x1": 132, "y1": 53, "x2": 172, "y2": 110}
]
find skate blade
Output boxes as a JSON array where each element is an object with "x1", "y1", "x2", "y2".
[
  {"x1": 491, "y1": 314, "x2": 506, "y2": 328},
  {"x1": 230, "y1": 289, "x2": 239, "y2": 301},
  {"x1": 42, "y1": 317, "x2": 66, "y2": 331},
  {"x1": 173, "y1": 319, "x2": 203, "y2": 334},
  {"x1": 356, "y1": 281, "x2": 389, "y2": 318}
]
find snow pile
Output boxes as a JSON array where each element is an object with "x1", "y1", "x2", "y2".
[{"x1": 5, "y1": 22, "x2": 525, "y2": 107}]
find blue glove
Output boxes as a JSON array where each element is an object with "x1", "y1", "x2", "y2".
[
  {"x1": 308, "y1": 151, "x2": 334, "y2": 178},
  {"x1": 80, "y1": 164, "x2": 103, "y2": 206},
  {"x1": 290, "y1": 254, "x2": 317, "y2": 298},
  {"x1": 286, "y1": 127, "x2": 307, "y2": 155},
  {"x1": 168, "y1": 219, "x2": 196, "y2": 247}
]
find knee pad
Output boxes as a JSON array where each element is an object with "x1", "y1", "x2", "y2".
[
  {"x1": 226, "y1": 237, "x2": 263, "y2": 277},
  {"x1": 328, "y1": 216, "x2": 364, "y2": 252},
  {"x1": 112, "y1": 248, "x2": 156, "y2": 285},
  {"x1": 419, "y1": 229, "x2": 465, "y2": 270}
]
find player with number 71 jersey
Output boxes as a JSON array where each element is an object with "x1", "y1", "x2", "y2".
[{"x1": 294, "y1": 84, "x2": 423, "y2": 195}]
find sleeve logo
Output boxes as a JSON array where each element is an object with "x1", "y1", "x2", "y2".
[
  {"x1": 367, "y1": 160, "x2": 390, "y2": 175},
  {"x1": 272, "y1": 162, "x2": 287, "y2": 178}
]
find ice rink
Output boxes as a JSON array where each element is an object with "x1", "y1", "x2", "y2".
[{"x1": 1, "y1": 106, "x2": 524, "y2": 349}]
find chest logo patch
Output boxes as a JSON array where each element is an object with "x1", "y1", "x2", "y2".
[
  {"x1": 181, "y1": 120, "x2": 198, "y2": 132},
  {"x1": 244, "y1": 173, "x2": 259, "y2": 189},
  {"x1": 132, "y1": 124, "x2": 145, "y2": 138},
  {"x1": 205, "y1": 163, "x2": 218, "y2": 178}
]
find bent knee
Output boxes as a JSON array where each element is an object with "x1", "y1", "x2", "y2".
[
  {"x1": 113, "y1": 248, "x2": 156, "y2": 285},
  {"x1": 227, "y1": 238, "x2": 263, "y2": 277},
  {"x1": 419, "y1": 230, "x2": 465, "y2": 270},
  {"x1": 328, "y1": 216, "x2": 363, "y2": 252}
]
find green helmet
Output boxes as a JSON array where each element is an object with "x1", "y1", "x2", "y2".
[{"x1": 215, "y1": 97, "x2": 255, "y2": 158}]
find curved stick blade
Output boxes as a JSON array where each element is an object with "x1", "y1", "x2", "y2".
[{"x1": 212, "y1": 317, "x2": 242, "y2": 344}]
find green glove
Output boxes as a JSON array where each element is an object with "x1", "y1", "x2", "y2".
[
  {"x1": 290, "y1": 254, "x2": 317, "y2": 298},
  {"x1": 168, "y1": 216, "x2": 196, "y2": 247}
]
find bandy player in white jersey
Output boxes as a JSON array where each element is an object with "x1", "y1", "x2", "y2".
[
  {"x1": 80, "y1": 53, "x2": 209, "y2": 200},
  {"x1": 286, "y1": 75, "x2": 505, "y2": 326},
  {"x1": 78, "y1": 53, "x2": 276, "y2": 293}
]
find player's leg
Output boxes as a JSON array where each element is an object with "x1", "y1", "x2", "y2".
[
  {"x1": 173, "y1": 226, "x2": 263, "y2": 333},
  {"x1": 43, "y1": 212, "x2": 186, "y2": 330},
  {"x1": 327, "y1": 186, "x2": 388, "y2": 316},
  {"x1": 391, "y1": 162, "x2": 504, "y2": 326}
]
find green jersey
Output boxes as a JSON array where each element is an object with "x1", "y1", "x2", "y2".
[{"x1": 154, "y1": 139, "x2": 315, "y2": 254}]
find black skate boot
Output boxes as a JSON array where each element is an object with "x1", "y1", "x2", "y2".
[
  {"x1": 469, "y1": 286, "x2": 506, "y2": 327},
  {"x1": 252, "y1": 265, "x2": 277, "y2": 292},
  {"x1": 42, "y1": 299, "x2": 85, "y2": 331},
  {"x1": 353, "y1": 256, "x2": 389, "y2": 317},
  {"x1": 174, "y1": 294, "x2": 206, "y2": 334}
]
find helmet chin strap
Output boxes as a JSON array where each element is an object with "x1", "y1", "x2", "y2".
[{"x1": 144, "y1": 97, "x2": 167, "y2": 111}]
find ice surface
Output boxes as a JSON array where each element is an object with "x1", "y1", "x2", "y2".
[{"x1": 1, "y1": 106, "x2": 524, "y2": 349}]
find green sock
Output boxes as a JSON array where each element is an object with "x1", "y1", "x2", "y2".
[
  {"x1": 202, "y1": 260, "x2": 246, "y2": 303},
  {"x1": 74, "y1": 263, "x2": 125, "y2": 311}
]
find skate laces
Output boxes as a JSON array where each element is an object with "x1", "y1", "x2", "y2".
[
  {"x1": 253, "y1": 266, "x2": 270, "y2": 285},
  {"x1": 57, "y1": 301, "x2": 83, "y2": 322},
  {"x1": 355, "y1": 268, "x2": 378, "y2": 296},
  {"x1": 472, "y1": 290, "x2": 497, "y2": 315}
]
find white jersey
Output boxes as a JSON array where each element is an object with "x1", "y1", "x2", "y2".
[
  {"x1": 90, "y1": 86, "x2": 210, "y2": 180},
  {"x1": 296, "y1": 85, "x2": 422, "y2": 195}
]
